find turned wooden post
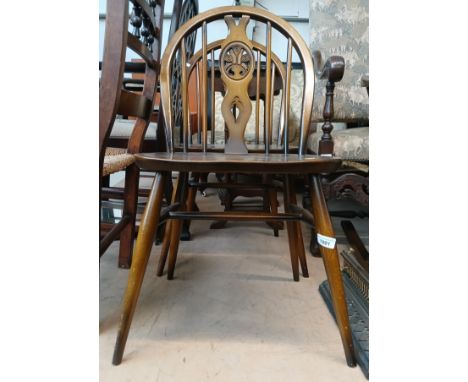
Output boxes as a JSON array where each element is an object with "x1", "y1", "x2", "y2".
[
  {"x1": 318, "y1": 80, "x2": 335, "y2": 156},
  {"x1": 314, "y1": 53, "x2": 345, "y2": 156}
]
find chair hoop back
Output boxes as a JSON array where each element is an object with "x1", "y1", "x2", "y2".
[{"x1": 160, "y1": 6, "x2": 315, "y2": 157}]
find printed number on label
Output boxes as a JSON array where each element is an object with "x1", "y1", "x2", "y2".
[{"x1": 316, "y1": 233, "x2": 336, "y2": 249}]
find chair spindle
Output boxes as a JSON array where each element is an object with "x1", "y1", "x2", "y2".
[
  {"x1": 180, "y1": 37, "x2": 188, "y2": 152},
  {"x1": 255, "y1": 50, "x2": 261, "y2": 145},
  {"x1": 201, "y1": 21, "x2": 208, "y2": 152},
  {"x1": 196, "y1": 61, "x2": 201, "y2": 144},
  {"x1": 210, "y1": 49, "x2": 215, "y2": 145},
  {"x1": 283, "y1": 38, "x2": 293, "y2": 154},
  {"x1": 264, "y1": 21, "x2": 272, "y2": 154},
  {"x1": 269, "y1": 62, "x2": 276, "y2": 146}
]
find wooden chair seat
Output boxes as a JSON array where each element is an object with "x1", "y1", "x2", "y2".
[
  {"x1": 135, "y1": 152, "x2": 341, "y2": 174},
  {"x1": 102, "y1": 148, "x2": 135, "y2": 177}
]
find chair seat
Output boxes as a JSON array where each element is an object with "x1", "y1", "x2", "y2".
[
  {"x1": 308, "y1": 127, "x2": 369, "y2": 161},
  {"x1": 103, "y1": 147, "x2": 135, "y2": 176},
  {"x1": 110, "y1": 118, "x2": 158, "y2": 140},
  {"x1": 134, "y1": 151, "x2": 341, "y2": 174}
]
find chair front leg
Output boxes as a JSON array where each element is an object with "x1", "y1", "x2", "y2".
[
  {"x1": 310, "y1": 174, "x2": 356, "y2": 367},
  {"x1": 112, "y1": 171, "x2": 168, "y2": 365}
]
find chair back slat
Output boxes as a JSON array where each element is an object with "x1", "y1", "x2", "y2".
[
  {"x1": 117, "y1": 90, "x2": 153, "y2": 119},
  {"x1": 126, "y1": 33, "x2": 157, "y2": 68},
  {"x1": 283, "y1": 37, "x2": 293, "y2": 154},
  {"x1": 263, "y1": 21, "x2": 272, "y2": 155},
  {"x1": 160, "y1": 6, "x2": 314, "y2": 157},
  {"x1": 201, "y1": 21, "x2": 208, "y2": 152},
  {"x1": 255, "y1": 50, "x2": 261, "y2": 145},
  {"x1": 196, "y1": 62, "x2": 202, "y2": 144},
  {"x1": 210, "y1": 50, "x2": 216, "y2": 145},
  {"x1": 268, "y1": 62, "x2": 276, "y2": 146},
  {"x1": 180, "y1": 37, "x2": 189, "y2": 153},
  {"x1": 100, "y1": 0, "x2": 165, "y2": 169}
]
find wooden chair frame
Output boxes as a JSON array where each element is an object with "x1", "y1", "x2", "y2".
[
  {"x1": 111, "y1": 6, "x2": 356, "y2": 367},
  {"x1": 99, "y1": 0, "x2": 165, "y2": 267}
]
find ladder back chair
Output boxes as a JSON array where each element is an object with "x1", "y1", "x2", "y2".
[
  {"x1": 112, "y1": 6, "x2": 356, "y2": 367},
  {"x1": 100, "y1": 0, "x2": 199, "y2": 261},
  {"x1": 99, "y1": 0, "x2": 165, "y2": 267}
]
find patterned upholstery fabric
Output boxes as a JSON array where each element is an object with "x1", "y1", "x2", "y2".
[
  {"x1": 181, "y1": 0, "x2": 370, "y2": 147},
  {"x1": 308, "y1": 127, "x2": 369, "y2": 160},
  {"x1": 110, "y1": 118, "x2": 158, "y2": 140},
  {"x1": 309, "y1": 0, "x2": 369, "y2": 122}
]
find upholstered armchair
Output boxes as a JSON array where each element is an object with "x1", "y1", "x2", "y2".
[{"x1": 305, "y1": 0, "x2": 369, "y2": 255}]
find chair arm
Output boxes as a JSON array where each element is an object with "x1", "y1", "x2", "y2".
[
  {"x1": 311, "y1": 50, "x2": 345, "y2": 156},
  {"x1": 312, "y1": 50, "x2": 345, "y2": 83}
]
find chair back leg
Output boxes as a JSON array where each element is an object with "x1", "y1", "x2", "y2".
[{"x1": 283, "y1": 175, "x2": 300, "y2": 282}]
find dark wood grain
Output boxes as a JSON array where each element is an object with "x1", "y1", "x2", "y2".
[{"x1": 135, "y1": 152, "x2": 341, "y2": 174}]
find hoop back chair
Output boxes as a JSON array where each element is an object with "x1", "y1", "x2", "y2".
[
  {"x1": 112, "y1": 6, "x2": 356, "y2": 367},
  {"x1": 99, "y1": 0, "x2": 165, "y2": 267}
]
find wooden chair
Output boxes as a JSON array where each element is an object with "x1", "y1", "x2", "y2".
[
  {"x1": 100, "y1": 0, "x2": 199, "y2": 257},
  {"x1": 111, "y1": 6, "x2": 356, "y2": 367},
  {"x1": 106, "y1": 0, "x2": 199, "y2": 152},
  {"x1": 99, "y1": 0, "x2": 165, "y2": 268}
]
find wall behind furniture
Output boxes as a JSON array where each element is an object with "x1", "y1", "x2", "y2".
[{"x1": 99, "y1": 0, "x2": 310, "y2": 63}]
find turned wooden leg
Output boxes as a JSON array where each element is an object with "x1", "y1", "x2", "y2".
[
  {"x1": 156, "y1": 172, "x2": 191, "y2": 276},
  {"x1": 310, "y1": 175, "x2": 356, "y2": 367},
  {"x1": 210, "y1": 173, "x2": 231, "y2": 230},
  {"x1": 284, "y1": 175, "x2": 299, "y2": 282},
  {"x1": 118, "y1": 164, "x2": 140, "y2": 268},
  {"x1": 303, "y1": 175, "x2": 322, "y2": 258},
  {"x1": 181, "y1": 173, "x2": 198, "y2": 240},
  {"x1": 156, "y1": 220, "x2": 172, "y2": 276},
  {"x1": 112, "y1": 172, "x2": 168, "y2": 365},
  {"x1": 269, "y1": 188, "x2": 283, "y2": 236},
  {"x1": 263, "y1": 174, "x2": 281, "y2": 237},
  {"x1": 288, "y1": 182, "x2": 309, "y2": 278},
  {"x1": 166, "y1": 173, "x2": 189, "y2": 280},
  {"x1": 310, "y1": 228, "x2": 322, "y2": 258},
  {"x1": 166, "y1": 219, "x2": 183, "y2": 280}
]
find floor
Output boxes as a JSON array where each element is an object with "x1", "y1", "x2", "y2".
[{"x1": 100, "y1": 183, "x2": 368, "y2": 381}]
